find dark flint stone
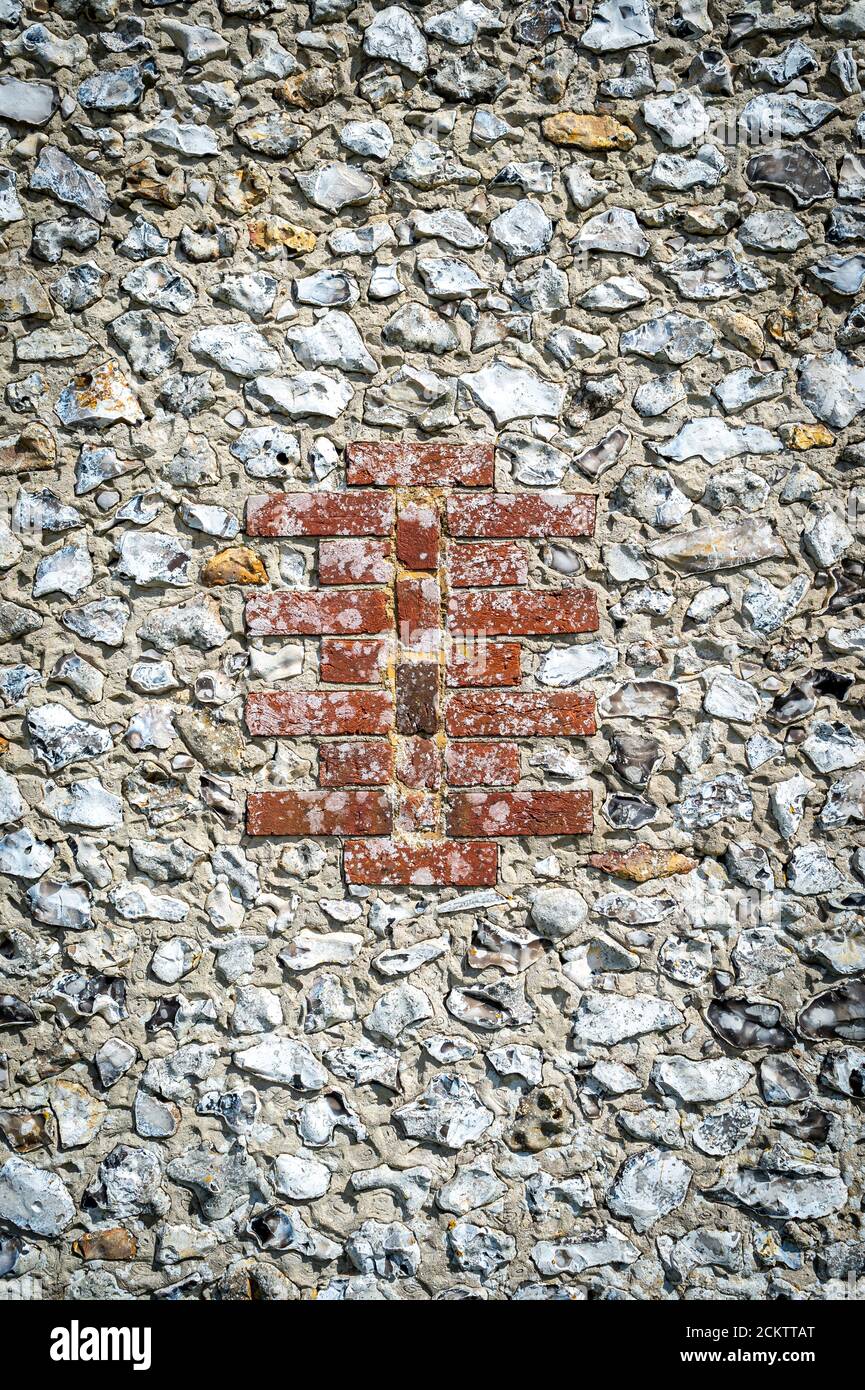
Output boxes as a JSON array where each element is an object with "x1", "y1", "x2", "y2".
[
  {"x1": 609, "y1": 732, "x2": 663, "y2": 788},
  {"x1": 774, "y1": 1106, "x2": 832, "y2": 1145},
  {"x1": 707, "y1": 997, "x2": 795, "y2": 1050},
  {"x1": 602, "y1": 793, "x2": 657, "y2": 828},
  {"x1": 0, "y1": 993, "x2": 37, "y2": 1028},
  {"x1": 769, "y1": 681, "x2": 815, "y2": 725},
  {"x1": 759, "y1": 1054, "x2": 810, "y2": 1104},
  {"x1": 745, "y1": 147, "x2": 833, "y2": 208},
  {"x1": 513, "y1": 0, "x2": 565, "y2": 45},
  {"x1": 798, "y1": 981, "x2": 865, "y2": 1041},
  {"x1": 811, "y1": 667, "x2": 855, "y2": 700}
]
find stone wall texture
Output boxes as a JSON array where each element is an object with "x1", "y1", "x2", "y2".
[{"x1": 1, "y1": 0, "x2": 865, "y2": 1302}]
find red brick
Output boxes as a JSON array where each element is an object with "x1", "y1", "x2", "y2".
[
  {"x1": 395, "y1": 662, "x2": 439, "y2": 735},
  {"x1": 320, "y1": 638, "x2": 387, "y2": 684},
  {"x1": 343, "y1": 838, "x2": 498, "y2": 885},
  {"x1": 319, "y1": 740, "x2": 393, "y2": 786},
  {"x1": 446, "y1": 691, "x2": 595, "y2": 737},
  {"x1": 395, "y1": 790, "x2": 439, "y2": 832},
  {"x1": 319, "y1": 539, "x2": 393, "y2": 585},
  {"x1": 446, "y1": 493, "x2": 596, "y2": 538},
  {"x1": 246, "y1": 690, "x2": 392, "y2": 736},
  {"x1": 246, "y1": 491, "x2": 394, "y2": 537},
  {"x1": 396, "y1": 500, "x2": 440, "y2": 571},
  {"x1": 396, "y1": 737, "x2": 441, "y2": 789},
  {"x1": 347, "y1": 442, "x2": 494, "y2": 487},
  {"x1": 397, "y1": 576, "x2": 440, "y2": 647},
  {"x1": 247, "y1": 789, "x2": 391, "y2": 836},
  {"x1": 448, "y1": 589, "x2": 598, "y2": 637},
  {"x1": 447, "y1": 790, "x2": 593, "y2": 837},
  {"x1": 245, "y1": 590, "x2": 390, "y2": 636},
  {"x1": 447, "y1": 640, "x2": 521, "y2": 687},
  {"x1": 446, "y1": 742, "x2": 520, "y2": 786},
  {"x1": 448, "y1": 541, "x2": 528, "y2": 588}
]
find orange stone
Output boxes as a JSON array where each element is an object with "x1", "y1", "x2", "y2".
[{"x1": 201, "y1": 546, "x2": 268, "y2": 587}]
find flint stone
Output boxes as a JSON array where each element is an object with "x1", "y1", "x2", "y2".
[
  {"x1": 394, "y1": 1075, "x2": 493, "y2": 1149},
  {"x1": 798, "y1": 352, "x2": 865, "y2": 429},
  {"x1": 620, "y1": 313, "x2": 713, "y2": 364},
  {"x1": 581, "y1": 0, "x2": 655, "y2": 49},
  {"x1": 31, "y1": 147, "x2": 110, "y2": 222},
  {"x1": 745, "y1": 146, "x2": 832, "y2": 208},
  {"x1": 652, "y1": 1055, "x2": 753, "y2": 1103},
  {"x1": 0, "y1": 1156, "x2": 74, "y2": 1234},
  {"x1": 572, "y1": 992, "x2": 684, "y2": 1045},
  {"x1": 608, "y1": 1148, "x2": 692, "y2": 1232},
  {"x1": 0, "y1": 76, "x2": 57, "y2": 126},
  {"x1": 233, "y1": 1038, "x2": 326, "y2": 1090},
  {"x1": 713, "y1": 1148, "x2": 847, "y2": 1220}
]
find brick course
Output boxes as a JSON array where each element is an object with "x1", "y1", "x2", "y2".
[
  {"x1": 346, "y1": 441, "x2": 494, "y2": 487},
  {"x1": 244, "y1": 444, "x2": 597, "y2": 882},
  {"x1": 245, "y1": 590, "x2": 390, "y2": 636},
  {"x1": 247, "y1": 789, "x2": 392, "y2": 836}
]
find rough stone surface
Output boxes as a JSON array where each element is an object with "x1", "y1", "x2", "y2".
[{"x1": 0, "y1": 0, "x2": 862, "y2": 1309}]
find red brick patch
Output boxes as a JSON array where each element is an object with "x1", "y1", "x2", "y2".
[
  {"x1": 247, "y1": 789, "x2": 392, "y2": 836},
  {"x1": 448, "y1": 588, "x2": 598, "y2": 636},
  {"x1": 447, "y1": 641, "x2": 522, "y2": 687},
  {"x1": 319, "y1": 538, "x2": 393, "y2": 585},
  {"x1": 347, "y1": 441, "x2": 494, "y2": 487},
  {"x1": 396, "y1": 737, "x2": 441, "y2": 789},
  {"x1": 320, "y1": 638, "x2": 387, "y2": 684},
  {"x1": 319, "y1": 739, "x2": 394, "y2": 786},
  {"x1": 446, "y1": 691, "x2": 596, "y2": 737},
  {"x1": 397, "y1": 576, "x2": 440, "y2": 645},
  {"x1": 446, "y1": 493, "x2": 596, "y2": 538},
  {"x1": 445, "y1": 741, "x2": 520, "y2": 786},
  {"x1": 396, "y1": 500, "x2": 440, "y2": 571},
  {"x1": 447, "y1": 790, "x2": 593, "y2": 837},
  {"x1": 244, "y1": 443, "x2": 598, "y2": 879},
  {"x1": 247, "y1": 491, "x2": 394, "y2": 537},
  {"x1": 245, "y1": 590, "x2": 390, "y2": 636},
  {"x1": 448, "y1": 541, "x2": 528, "y2": 588},
  {"x1": 396, "y1": 790, "x2": 439, "y2": 832},
  {"x1": 343, "y1": 838, "x2": 499, "y2": 886},
  {"x1": 247, "y1": 690, "x2": 393, "y2": 736}
]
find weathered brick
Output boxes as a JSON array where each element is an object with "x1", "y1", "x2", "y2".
[
  {"x1": 396, "y1": 737, "x2": 441, "y2": 789},
  {"x1": 397, "y1": 576, "x2": 440, "y2": 646},
  {"x1": 347, "y1": 441, "x2": 494, "y2": 487},
  {"x1": 246, "y1": 690, "x2": 392, "y2": 736},
  {"x1": 447, "y1": 790, "x2": 593, "y2": 837},
  {"x1": 396, "y1": 790, "x2": 439, "y2": 831},
  {"x1": 319, "y1": 538, "x2": 393, "y2": 585},
  {"x1": 247, "y1": 789, "x2": 391, "y2": 836},
  {"x1": 448, "y1": 541, "x2": 528, "y2": 588},
  {"x1": 245, "y1": 590, "x2": 389, "y2": 636},
  {"x1": 396, "y1": 500, "x2": 440, "y2": 571},
  {"x1": 447, "y1": 739, "x2": 522, "y2": 783},
  {"x1": 445, "y1": 741, "x2": 520, "y2": 786},
  {"x1": 447, "y1": 640, "x2": 522, "y2": 687},
  {"x1": 448, "y1": 588, "x2": 598, "y2": 636},
  {"x1": 446, "y1": 493, "x2": 596, "y2": 538},
  {"x1": 319, "y1": 739, "x2": 393, "y2": 786},
  {"x1": 395, "y1": 662, "x2": 439, "y2": 735},
  {"x1": 343, "y1": 838, "x2": 498, "y2": 885},
  {"x1": 246, "y1": 491, "x2": 394, "y2": 537},
  {"x1": 320, "y1": 638, "x2": 387, "y2": 684},
  {"x1": 446, "y1": 691, "x2": 595, "y2": 737}
]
